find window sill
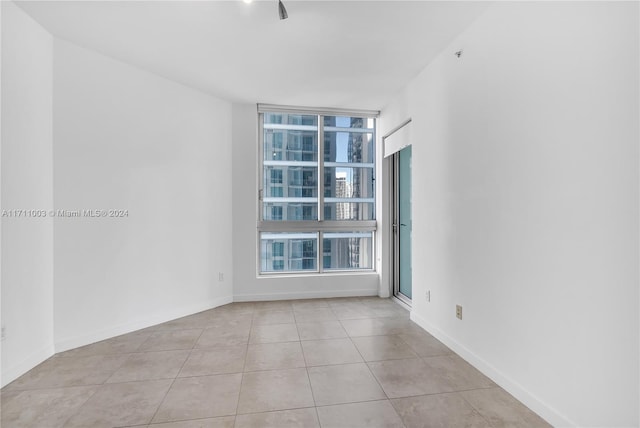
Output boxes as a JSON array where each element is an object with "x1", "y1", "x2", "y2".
[{"x1": 257, "y1": 270, "x2": 378, "y2": 280}]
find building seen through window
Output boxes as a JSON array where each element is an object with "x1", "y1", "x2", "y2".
[{"x1": 259, "y1": 110, "x2": 376, "y2": 273}]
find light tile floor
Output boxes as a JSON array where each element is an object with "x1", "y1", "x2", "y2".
[{"x1": 1, "y1": 297, "x2": 551, "y2": 428}]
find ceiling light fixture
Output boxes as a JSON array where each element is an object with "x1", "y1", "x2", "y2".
[
  {"x1": 243, "y1": 0, "x2": 253, "y2": 3},
  {"x1": 278, "y1": 0, "x2": 288, "y2": 20}
]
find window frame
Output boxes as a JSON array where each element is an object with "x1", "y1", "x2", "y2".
[{"x1": 257, "y1": 105, "x2": 379, "y2": 275}]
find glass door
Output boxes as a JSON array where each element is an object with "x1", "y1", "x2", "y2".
[{"x1": 393, "y1": 145, "x2": 412, "y2": 303}]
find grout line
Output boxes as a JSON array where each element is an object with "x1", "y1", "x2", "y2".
[
  {"x1": 114, "y1": 424, "x2": 151, "y2": 428},
  {"x1": 147, "y1": 327, "x2": 204, "y2": 425},
  {"x1": 174, "y1": 370, "x2": 244, "y2": 380},
  {"x1": 447, "y1": 390, "x2": 497, "y2": 428},
  {"x1": 54, "y1": 349, "x2": 145, "y2": 359},
  {"x1": 54, "y1": 332, "x2": 153, "y2": 359},
  {"x1": 234, "y1": 311, "x2": 254, "y2": 421},
  {"x1": 339, "y1": 316, "x2": 408, "y2": 425},
  {"x1": 449, "y1": 385, "x2": 500, "y2": 393},
  {"x1": 314, "y1": 405, "x2": 322, "y2": 427},
  {"x1": 146, "y1": 414, "x2": 235, "y2": 427},
  {"x1": 327, "y1": 303, "x2": 340, "y2": 320},
  {"x1": 2, "y1": 381, "x2": 106, "y2": 393},
  {"x1": 55, "y1": 383, "x2": 102, "y2": 427},
  {"x1": 349, "y1": 334, "x2": 391, "y2": 401},
  {"x1": 235, "y1": 405, "x2": 318, "y2": 418},
  {"x1": 295, "y1": 316, "x2": 319, "y2": 416},
  {"x1": 313, "y1": 396, "x2": 398, "y2": 409}
]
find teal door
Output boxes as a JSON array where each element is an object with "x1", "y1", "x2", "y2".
[{"x1": 397, "y1": 145, "x2": 412, "y2": 300}]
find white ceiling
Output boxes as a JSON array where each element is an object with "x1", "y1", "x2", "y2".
[{"x1": 17, "y1": 1, "x2": 489, "y2": 110}]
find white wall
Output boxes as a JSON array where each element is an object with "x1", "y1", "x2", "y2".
[
  {"x1": 53, "y1": 39, "x2": 234, "y2": 351},
  {"x1": 1, "y1": 0, "x2": 3, "y2": 387},
  {"x1": 231, "y1": 104, "x2": 380, "y2": 301},
  {"x1": 381, "y1": 2, "x2": 639, "y2": 427},
  {"x1": 1, "y1": 2, "x2": 55, "y2": 386}
]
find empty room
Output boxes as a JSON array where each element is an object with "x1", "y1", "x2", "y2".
[{"x1": 1, "y1": 1, "x2": 638, "y2": 427}]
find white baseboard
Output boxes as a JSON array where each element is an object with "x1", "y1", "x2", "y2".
[
  {"x1": 1, "y1": 343, "x2": 55, "y2": 388},
  {"x1": 234, "y1": 288, "x2": 378, "y2": 302},
  {"x1": 410, "y1": 311, "x2": 574, "y2": 428},
  {"x1": 54, "y1": 295, "x2": 233, "y2": 353}
]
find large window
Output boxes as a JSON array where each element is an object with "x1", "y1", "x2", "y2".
[{"x1": 259, "y1": 107, "x2": 377, "y2": 274}]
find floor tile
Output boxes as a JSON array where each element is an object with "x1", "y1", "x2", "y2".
[
  {"x1": 216, "y1": 302, "x2": 256, "y2": 314},
  {"x1": 196, "y1": 324, "x2": 250, "y2": 348},
  {"x1": 249, "y1": 323, "x2": 299, "y2": 344},
  {"x1": 359, "y1": 299, "x2": 403, "y2": 309},
  {"x1": 460, "y1": 387, "x2": 552, "y2": 427},
  {"x1": 301, "y1": 338, "x2": 363, "y2": 366},
  {"x1": 357, "y1": 296, "x2": 382, "y2": 303},
  {"x1": 107, "y1": 350, "x2": 190, "y2": 383},
  {"x1": 6, "y1": 354, "x2": 129, "y2": 390},
  {"x1": 308, "y1": 363, "x2": 386, "y2": 406},
  {"x1": 296, "y1": 321, "x2": 348, "y2": 341},
  {"x1": 253, "y1": 300, "x2": 294, "y2": 311},
  {"x1": 235, "y1": 408, "x2": 319, "y2": 428},
  {"x1": 208, "y1": 317, "x2": 253, "y2": 330},
  {"x1": 326, "y1": 297, "x2": 365, "y2": 306},
  {"x1": 370, "y1": 305, "x2": 410, "y2": 319},
  {"x1": 56, "y1": 331, "x2": 150, "y2": 358},
  {"x1": 340, "y1": 318, "x2": 415, "y2": 337},
  {"x1": 316, "y1": 400, "x2": 404, "y2": 428},
  {"x1": 129, "y1": 324, "x2": 162, "y2": 335},
  {"x1": 0, "y1": 298, "x2": 550, "y2": 428},
  {"x1": 368, "y1": 358, "x2": 454, "y2": 398},
  {"x1": 178, "y1": 346, "x2": 247, "y2": 377},
  {"x1": 351, "y1": 335, "x2": 418, "y2": 362},
  {"x1": 397, "y1": 331, "x2": 453, "y2": 357},
  {"x1": 155, "y1": 312, "x2": 216, "y2": 331},
  {"x1": 0, "y1": 390, "x2": 21, "y2": 407},
  {"x1": 359, "y1": 299, "x2": 410, "y2": 318},
  {"x1": 148, "y1": 416, "x2": 235, "y2": 427},
  {"x1": 158, "y1": 311, "x2": 253, "y2": 331},
  {"x1": 245, "y1": 342, "x2": 306, "y2": 371},
  {"x1": 237, "y1": 368, "x2": 314, "y2": 414},
  {"x1": 205, "y1": 312, "x2": 254, "y2": 326},
  {"x1": 153, "y1": 374, "x2": 242, "y2": 423},
  {"x1": 423, "y1": 354, "x2": 495, "y2": 391},
  {"x1": 329, "y1": 304, "x2": 378, "y2": 320},
  {"x1": 294, "y1": 308, "x2": 337, "y2": 323},
  {"x1": 252, "y1": 310, "x2": 295, "y2": 325},
  {"x1": 392, "y1": 392, "x2": 492, "y2": 428},
  {"x1": 291, "y1": 299, "x2": 329, "y2": 311},
  {"x1": 65, "y1": 379, "x2": 172, "y2": 427},
  {"x1": 138, "y1": 329, "x2": 203, "y2": 352},
  {"x1": 0, "y1": 385, "x2": 98, "y2": 428}
]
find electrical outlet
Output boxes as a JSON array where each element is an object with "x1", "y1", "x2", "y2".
[
  {"x1": 218, "y1": 272, "x2": 224, "y2": 282},
  {"x1": 1, "y1": 325, "x2": 6, "y2": 341},
  {"x1": 426, "y1": 290, "x2": 431, "y2": 302},
  {"x1": 456, "y1": 305, "x2": 462, "y2": 320}
]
